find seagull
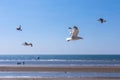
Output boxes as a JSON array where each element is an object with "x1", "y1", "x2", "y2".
[
  {"x1": 16, "y1": 25, "x2": 22, "y2": 31},
  {"x1": 66, "y1": 26, "x2": 83, "y2": 42},
  {"x1": 23, "y1": 42, "x2": 33, "y2": 47},
  {"x1": 98, "y1": 18, "x2": 106, "y2": 23}
]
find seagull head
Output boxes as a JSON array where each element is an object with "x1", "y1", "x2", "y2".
[{"x1": 73, "y1": 26, "x2": 78, "y2": 29}]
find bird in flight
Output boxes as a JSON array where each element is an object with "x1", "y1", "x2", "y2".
[
  {"x1": 16, "y1": 25, "x2": 22, "y2": 31},
  {"x1": 98, "y1": 18, "x2": 106, "y2": 23},
  {"x1": 23, "y1": 42, "x2": 33, "y2": 47},
  {"x1": 66, "y1": 26, "x2": 83, "y2": 42}
]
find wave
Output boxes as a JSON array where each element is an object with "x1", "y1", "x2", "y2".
[
  {"x1": 0, "y1": 59, "x2": 120, "y2": 62},
  {"x1": 0, "y1": 72, "x2": 120, "y2": 78},
  {"x1": 0, "y1": 59, "x2": 120, "y2": 67}
]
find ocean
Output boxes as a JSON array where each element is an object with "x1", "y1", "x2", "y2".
[
  {"x1": 0, "y1": 55, "x2": 120, "y2": 66},
  {"x1": 0, "y1": 54, "x2": 120, "y2": 78}
]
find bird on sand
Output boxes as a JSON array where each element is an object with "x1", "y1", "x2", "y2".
[
  {"x1": 66, "y1": 26, "x2": 83, "y2": 42},
  {"x1": 23, "y1": 42, "x2": 33, "y2": 47},
  {"x1": 16, "y1": 25, "x2": 22, "y2": 31},
  {"x1": 98, "y1": 18, "x2": 106, "y2": 23}
]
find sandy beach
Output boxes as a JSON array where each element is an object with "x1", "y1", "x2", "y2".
[
  {"x1": 0, "y1": 77, "x2": 119, "y2": 80},
  {"x1": 0, "y1": 66, "x2": 120, "y2": 72},
  {"x1": 0, "y1": 66, "x2": 119, "y2": 80}
]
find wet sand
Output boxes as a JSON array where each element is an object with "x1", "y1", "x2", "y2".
[
  {"x1": 0, "y1": 66, "x2": 119, "y2": 80},
  {"x1": 0, "y1": 77, "x2": 119, "y2": 80},
  {"x1": 0, "y1": 66, "x2": 120, "y2": 72}
]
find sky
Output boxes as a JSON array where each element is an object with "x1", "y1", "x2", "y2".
[{"x1": 0, "y1": 0, "x2": 120, "y2": 55}]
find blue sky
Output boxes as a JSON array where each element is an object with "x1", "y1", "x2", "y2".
[{"x1": 0, "y1": 0, "x2": 120, "y2": 55}]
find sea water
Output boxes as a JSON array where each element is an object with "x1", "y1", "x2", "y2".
[
  {"x1": 0, "y1": 55, "x2": 120, "y2": 78},
  {"x1": 0, "y1": 55, "x2": 120, "y2": 66}
]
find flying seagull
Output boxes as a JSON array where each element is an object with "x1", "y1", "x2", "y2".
[
  {"x1": 66, "y1": 26, "x2": 83, "y2": 42},
  {"x1": 23, "y1": 42, "x2": 33, "y2": 47},
  {"x1": 16, "y1": 25, "x2": 22, "y2": 31},
  {"x1": 98, "y1": 18, "x2": 106, "y2": 23}
]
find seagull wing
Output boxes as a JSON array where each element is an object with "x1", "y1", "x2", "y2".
[
  {"x1": 16, "y1": 25, "x2": 21, "y2": 30},
  {"x1": 68, "y1": 27, "x2": 72, "y2": 36},
  {"x1": 104, "y1": 20, "x2": 106, "y2": 22},
  {"x1": 19, "y1": 25, "x2": 22, "y2": 30},
  {"x1": 17, "y1": 25, "x2": 21, "y2": 29}
]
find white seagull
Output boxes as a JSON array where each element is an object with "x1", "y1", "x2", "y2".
[
  {"x1": 66, "y1": 26, "x2": 83, "y2": 42},
  {"x1": 16, "y1": 25, "x2": 22, "y2": 31}
]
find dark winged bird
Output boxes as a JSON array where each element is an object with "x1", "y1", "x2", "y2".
[
  {"x1": 98, "y1": 18, "x2": 106, "y2": 23},
  {"x1": 66, "y1": 26, "x2": 83, "y2": 42},
  {"x1": 23, "y1": 42, "x2": 33, "y2": 47},
  {"x1": 16, "y1": 25, "x2": 22, "y2": 31}
]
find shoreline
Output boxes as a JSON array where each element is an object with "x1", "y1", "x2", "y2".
[{"x1": 0, "y1": 66, "x2": 120, "y2": 72}]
